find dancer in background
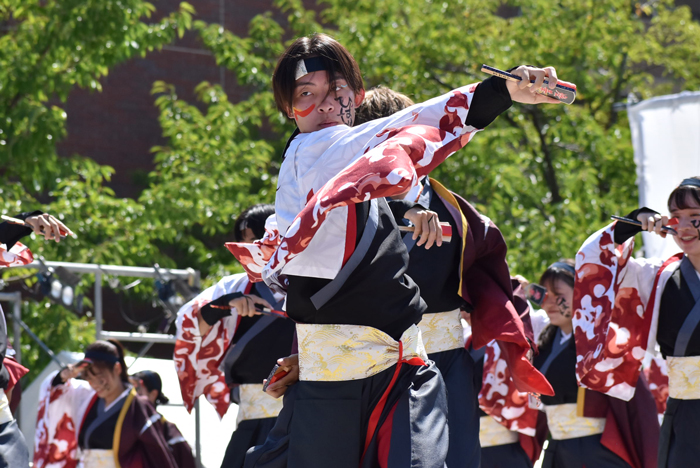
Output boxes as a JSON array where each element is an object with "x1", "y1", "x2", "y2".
[
  {"x1": 131, "y1": 370, "x2": 196, "y2": 468},
  {"x1": 534, "y1": 261, "x2": 658, "y2": 468},
  {"x1": 357, "y1": 85, "x2": 545, "y2": 467},
  {"x1": 575, "y1": 177, "x2": 700, "y2": 468},
  {"x1": 227, "y1": 32, "x2": 560, "y2": 468},
  {"x1": 174, "y1": 204, "x2": 296, "y2": 468},
  {"x1": 34, "y1": 339, "x2": 178, "y2": 468}
]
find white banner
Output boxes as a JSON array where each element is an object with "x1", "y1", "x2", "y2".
[{"x1": 628, "y1": 91, "x2": 700, "y2": 259}]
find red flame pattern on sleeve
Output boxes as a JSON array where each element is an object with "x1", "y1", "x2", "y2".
[
  {"x1": 479, "y1": 341, "x2": 538, "y2": 436},
  {"x1": 226, "y1": 88, "x2": 478, "y2": 285},
  {"x1": 34, "y1": 372, "x2": 95, "y2": 468},
  {"x1": 174, "y1": 275, "x2": 248, "y2": 418},
  {"x1": 573, "y1": 222, "x2": 670, "y2": 400},
  {"x1": 0, "y1": 242, "x2": 33, "y2": 268}
]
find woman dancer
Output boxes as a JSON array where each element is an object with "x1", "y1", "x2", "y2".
[
  {"x1": 228, "y1": 33, "x2": 560, "y2": 468},
  {"x1": 574, "y1": 177, "x2": 700, "y2": 467},
  {"x1": 34, "y1": 340, "x2": 178, "y2": 468},
  {"x1": 534, "y1": 261, "x2": 658, "y2": 468}
]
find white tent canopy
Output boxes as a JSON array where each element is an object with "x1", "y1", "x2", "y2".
[{"x1": 628, "y1": 90, "x2": 700, "y2": 259}]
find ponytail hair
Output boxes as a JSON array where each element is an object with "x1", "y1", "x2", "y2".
[
  {"x1": 107, "y1": 339, "x2": 130, "y2": 383},
  {"x1": 132, "y1": 370, "x2": 169, "y2": 406}
]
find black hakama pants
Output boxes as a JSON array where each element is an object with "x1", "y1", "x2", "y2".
[
  {"x1": 481, "y1": 443, "x2": 532, "y2": 468},
  {"x1": 658, "y1": 398, "x2": 700, "y2": 468},
  {"x1": 221, "y1": 418, "x2": 278, "y2": 468},
  {"x1": 0, "y1": 420, "x2": 29, "y2": 468},
  {"x1": 542, "y1": 434, "x2": 631, "y2": 468},
  {"x1": 243, "y1": 361, "x2": 448, "y2": 468},
  {"x1": 429, "y1": 347, "x2": 480, "y2": 468}
]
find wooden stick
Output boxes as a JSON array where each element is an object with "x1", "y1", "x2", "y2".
[
  {"x1": 480, "y1": 64, "x2": 577, "y2": 104},
  {"x1": 610, "y1": 215, "x2": 678, "y2": 236}
]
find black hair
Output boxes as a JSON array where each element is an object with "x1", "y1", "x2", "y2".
[
  {"x1": 233, "y1": 204, "x2": 275, "y2": 242},
  {"x1": 84, "y1": 339, "x2": 129, "y2": 383},
  {"x1": 272, "y1": 33, "x2": 364, "y2": 117},
  {"x1": 668, "y1": 176, "x2": 700, "y2": 211},
  {"x1": 537, "y1": 259, "x2": 576, "y2": 347},
  {"x1": 132, "y1": 370, "x2": 169, "y2": 406}
]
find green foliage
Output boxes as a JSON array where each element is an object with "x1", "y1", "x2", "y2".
[{"x1": 0, "y1": 0, "x2": 194, "y2": 382}]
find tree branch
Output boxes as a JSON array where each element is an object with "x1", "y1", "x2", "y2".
[{"x1": 528, "y1": 107, "x2": 562, "y2": 203}]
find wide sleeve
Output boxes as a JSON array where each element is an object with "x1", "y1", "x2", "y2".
[
  {"x1": 33, "y1": 371, "x2": 95, "y2": 468},
  {"x1": 0, "y1": 211, "x2": 41, "y2": 249},
  {"x1": 174, "y1": 274, "x2": 248, "y2": 418},
  {"x1": 573, "y1": 221, "x2": 667, "y2": 400},
  {"x1": 133, "y1": 402, "x2": 179, "y2": 468}
]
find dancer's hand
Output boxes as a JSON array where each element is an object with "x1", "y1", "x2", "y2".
[
  {"x1": 506, "y1": 66, "x2": 561, "y2": 105},
  {"x1": 637, "y1": 211, "x2": 670, "y2": 238},
  {"x1": 404, "y1": 207, "x2": 443, "y2": 249},
  {"x1": 229, "y1": 294, "x2": 272, "y2": 317},
  {"x1": 59, "y1": 362, "x2": 88, "y2": 383},
  {"x1": 25, "y1": 213, "x2": 74, "y2": 242},
  {"x1": 264, "y1": 354, "x2": 299, "y2": 398}
]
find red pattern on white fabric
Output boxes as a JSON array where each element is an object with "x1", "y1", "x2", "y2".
[
  {"x1": 479, "y1": 340, "x2": 537, "y2": 436},
  {"x1": 34, "y1": 371, "x2": 96, "y2": 468},
  {"x1": 573, "y1": 221, "x2": 680, "y2": 400},
  {"x1": 174, "y1": 274, "x2": 249, "y2": 418},
  {"x1": 225, "y1": 220, "x2": 281, "y2": 283},
  {"x1": 228, "y1": 89, "x2": 479, "y2": 285},
  {"x1": 0, "y1": 242, "x2": 33, "y2": 268},
  {"x1": 643, "y1": 355, "x2": 668, "y2": 422}
]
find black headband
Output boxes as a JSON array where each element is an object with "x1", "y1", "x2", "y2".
[
  {"x1": 295, "y1": 56, "x2": 328, "y2": 80},
  {"x1": 82, "y1": 350, "x2": 119, "y2": 364},
  {"x1": 680, "y1": 178, "x2": 700, "y2": 189},
  {"x1": 550, "y1": 262, "x2": 576, "y2": 276}
]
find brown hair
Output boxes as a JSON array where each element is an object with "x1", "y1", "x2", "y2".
[
  {"x1": 668, "y1": 176, "x2": 700, "y2": 211},
  {"x1": 84, "y1": 339, "x2": 129, "y2": 383},
  {"x1": 537, "y1": 259, "x2": 575, "y2": 347},
  {"x1": 272, "y1": 33, "x2": 364, "y2": 116},
  {"x1": 354, "y1": 86, "x2": 415, "y2": 125}
]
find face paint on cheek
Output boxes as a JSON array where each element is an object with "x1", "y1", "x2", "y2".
[
  {"x1": 293, "y1": 104, "x2": 315, "y2": 119},
  {"x1": 556, "y1": 296, "x2": 572, "y2": 318},
  {"x1": 335, "y1": 96, "x2": 353, "y2": 126},
  {"x1": 691, "y1": 219, "x2": 700, "y2": 234}
]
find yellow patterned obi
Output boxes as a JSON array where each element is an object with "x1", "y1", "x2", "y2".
[
  {"x1": 479, "y1": 415, "x2": 519, "y2": 447},
  {"x1": 544, "y1": 404, "x2": 606, "y2": 440},
  {"x1": 667, "y1": 356, "x2": 700, "y2": 400},
  {"x1": 237, "y1": 384, "x2": 285, "y2": 424},
  {"x1": 417, "y1": 309, "x2": 465, "y2": 355},
  {"x1": 79, "y1": 449, "x2": 116, "y2": 468},
  {"x1": 297, "y1": 323, "x2": 428, "y2": 382}
]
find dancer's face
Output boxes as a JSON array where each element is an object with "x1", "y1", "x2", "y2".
[
  {"x1": 542, "y1": 279, "x2": 574, "y2": 330},
  {"x1": 84, "y1": 363, "x2": 122, "y2": 398},
  {"x1": 289, "y1": 71, "x2": 365, "y2": 133},
  {"x1": 670, "y1": 194, "x2": 700, "y2": 258}
]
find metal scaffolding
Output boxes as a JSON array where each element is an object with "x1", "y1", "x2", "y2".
[{"x1": 2, "y1": 260, "x2": 205, "y2": 466}]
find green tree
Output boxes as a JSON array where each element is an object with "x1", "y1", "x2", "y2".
[{"x1": 0, "y1": 0, "x2": 194, "y2": 380}]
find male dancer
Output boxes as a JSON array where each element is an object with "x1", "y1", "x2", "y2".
[{"x1": 229, "y1": 33, "x2": 560, "y2": 468}]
